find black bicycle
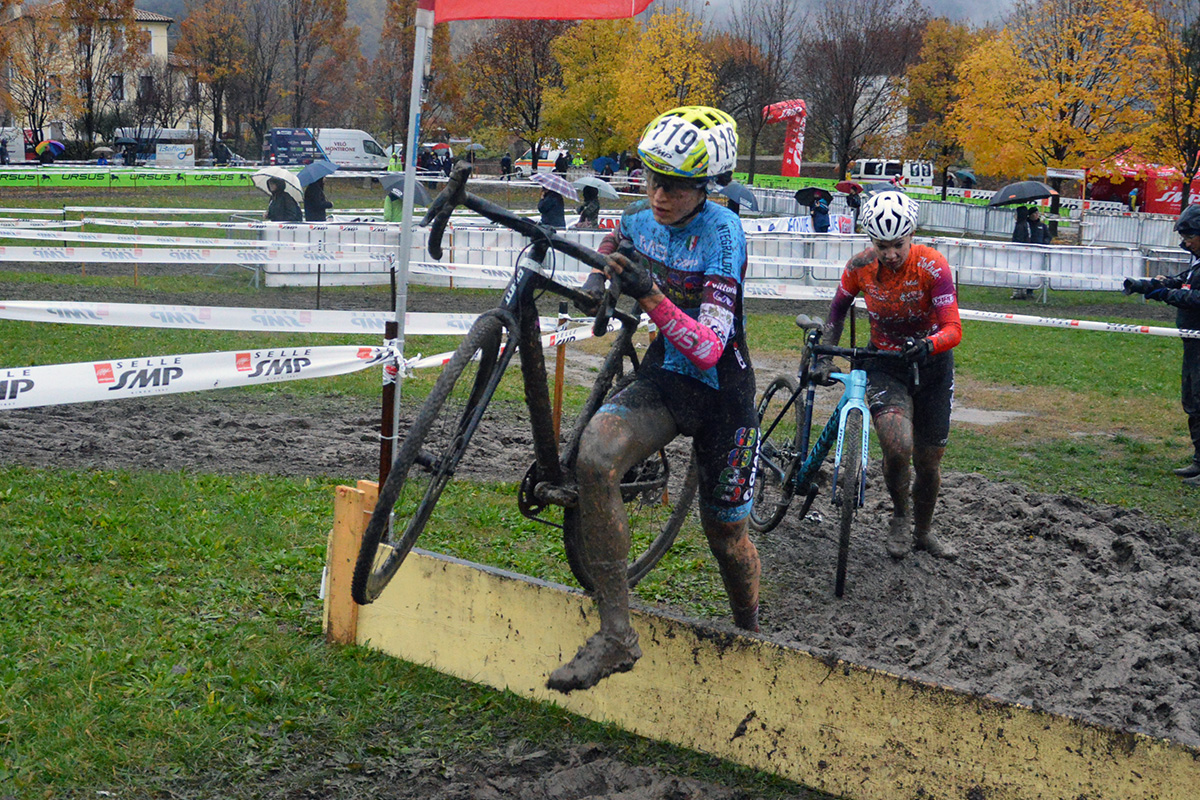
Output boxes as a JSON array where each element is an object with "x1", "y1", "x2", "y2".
[
  {"x1": 352, "y1": 163, "x2": 697, "y2": 605},
  {"x1": 751, "y1": 315, "x2": 914, "y2": 597}
]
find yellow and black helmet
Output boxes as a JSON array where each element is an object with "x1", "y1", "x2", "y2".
[{"x1": 637, "y1": 106, "x2": 738, "y2": 182}]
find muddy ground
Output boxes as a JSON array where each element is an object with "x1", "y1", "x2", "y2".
[{"x1": 1, "y1": 276, "x2": 1197, "y2": 798}]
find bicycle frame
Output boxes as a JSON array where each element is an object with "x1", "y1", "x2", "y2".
[{"x1": 795, "y1": 368, "x2": 870, "y2": 511}]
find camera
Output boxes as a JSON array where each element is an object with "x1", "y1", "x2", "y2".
[{"x1": 1123, "y1": 278, "x2": 1153, "y2": 295}]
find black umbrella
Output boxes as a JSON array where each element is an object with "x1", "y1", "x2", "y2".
[
  {"x1": 794, "y1": 186, "x2": 833, "y2": 207},
  {"x1": 715, "y1": 181, "x2": 759, "y2": 211},
  {"x1": 988, "y1": 180, "x2": 1058, "y2": 207},
  {"x1": 380, "y1": 173, "x2": 432, "y2": 205}
]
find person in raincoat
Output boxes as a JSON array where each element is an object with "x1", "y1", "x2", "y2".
[
  {"x1": 304, "y1": 178, "x2": 333, "y2": 222},
  {"x1": 574, "y1": 185, "x2": 601, "y2": 229},
  {"x1": 265, "y1": 177, "x2": 303, "y2": 222},
  {"x1": 538, "y1": 188, "x2": 566, "y2": 228}
]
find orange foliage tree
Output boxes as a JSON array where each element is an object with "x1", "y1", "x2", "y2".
[
  {"x1": 61, "y1": 0, "x2": 149, "y2": 143},
  {"x1": 281, "y1": 0, "x2": 360, "y2": 126},
  {"x1": 952, "y1": 0, "x2": 1162, "y2": 181},
  {"x1": 174, "y1": 0, "x2": 247, "y2": 149},
  {"x1": 1148, "y1": 0, "x2": 1200, "y2": 210},
  {"x1": 371, "y1": 0, "x2": 458, "y2": 152}
]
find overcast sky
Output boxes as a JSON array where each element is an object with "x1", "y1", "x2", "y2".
[{"x1": 696, "y1": 0, "x2": 1015, "y2": 28}]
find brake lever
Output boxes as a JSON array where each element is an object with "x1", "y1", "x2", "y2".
[{"x1": 592, "y1": 273, "x2": 620, "y2": 338}]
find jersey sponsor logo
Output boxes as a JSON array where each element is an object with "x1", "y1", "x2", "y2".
[{"x1": 933, "y1": 293, "x2": 955, "y2": 307}]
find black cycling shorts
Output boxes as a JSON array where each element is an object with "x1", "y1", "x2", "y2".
[
  {"x1": 865, "y1": 350, "x2": 955, "y2": 448},
  {"x1": 602, "y1": 367, "x2": 759, "y2": 523}
]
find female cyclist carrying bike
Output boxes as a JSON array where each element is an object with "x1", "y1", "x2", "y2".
[
  {"x1": 547, "y1": 106, "x2": 761, "y2": 693},
  {"x1": 814, "y1": 191, "x2": 962, "y2": 561}
]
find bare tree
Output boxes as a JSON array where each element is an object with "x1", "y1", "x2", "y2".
[
  {"x1": 3, "y1": 4, "x2": 69, "y2": 141},
  {"x1": 713, "y1": 0, "x2": 804, "y2": 182},
  {"x1": 232, "y1": 0, "x2": 288, "y2": 148},
  {"x1": 61, "y1": 0, "x2": 149, "y2": 143},
  {"x1": 281, "y1": 0, "x2": 359, "y2": 127},
  {"x1": 793, "y1": 0, "x2": 928, "y2": 179},
  {"x1": 466, "y1": 20, "x2": 572, "y2": 170}
]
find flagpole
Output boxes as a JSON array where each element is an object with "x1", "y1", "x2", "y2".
[{"x1": 390, "y1": 0, "x2": 435, "y2": 462}]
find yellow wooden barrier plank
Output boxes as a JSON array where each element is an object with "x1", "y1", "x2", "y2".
[{"x1": 328, "y1": 488, "x2": 1200, "y2": 799}]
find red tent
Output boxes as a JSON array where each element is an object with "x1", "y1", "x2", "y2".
[{"x1": 1090, "y1": 152, "x2": 1200, "y2": 214}]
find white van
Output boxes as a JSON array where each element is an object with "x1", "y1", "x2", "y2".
[
  {"x1": 849, "y1": 158, "x2": 934, "y2": 187},
  {"x1": 312, "y1": 128, "x2": 389, "y2": 170}
]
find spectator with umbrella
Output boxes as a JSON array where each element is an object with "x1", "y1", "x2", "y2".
[
  {"x1": 253, "y1": 166, "x2": 303, "y2": 222},
  {"x1": 532, "y1": 171, "x2": 576, "y2": 229},
  {"x1": 298, "y1": 159, "x2": 337, "y2": 222}
]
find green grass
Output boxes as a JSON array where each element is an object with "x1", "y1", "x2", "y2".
[
  {"x1": 1, "y1": 219, "x2": 1197, "y2": 796},
  {"x1": 0, "y1": 467, "x2": 801, "y2": 797}
]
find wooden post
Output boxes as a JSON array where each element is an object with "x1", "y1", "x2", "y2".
[{"x1": 325, "y1": 484, "x2": 367, "y2": 645}]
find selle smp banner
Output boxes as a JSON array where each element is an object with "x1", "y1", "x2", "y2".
[{"x1": 427, "y1": 0, "x2": 652, "y2": 22}]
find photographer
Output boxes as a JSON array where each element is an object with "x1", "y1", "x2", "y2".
[{"x1": 1124, "y1": 205, "x2": 1200, "y2": 485}]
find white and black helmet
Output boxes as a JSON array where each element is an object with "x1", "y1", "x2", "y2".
[{"x1": 860, "y1": 191, "x2": 920, "y2": 240}]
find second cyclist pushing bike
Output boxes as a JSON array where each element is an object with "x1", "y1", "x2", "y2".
[
  {"x1": 813, "y1": 191, "x2": 963, "y2": 560},
  {"x1": 547, "y1": 106, "x2": 761, "y2": 693}
]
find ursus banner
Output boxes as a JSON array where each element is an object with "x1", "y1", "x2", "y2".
[{"x1": 763, "y1": 100, "x2": 808, "y2": 178}]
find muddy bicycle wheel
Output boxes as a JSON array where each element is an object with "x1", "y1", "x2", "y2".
[
  {"x1": 749, "y1": 375, "x2": 801, "y2": 533},
  {"x1": 834, "y1": 408, "x2": 864, "y2": 598},
  {"x1": 352, "y1": 313, "x2": 508, "y2": 605},
  {"x1": 562, "y1": 447, "x2": 698, "y2": 592}
]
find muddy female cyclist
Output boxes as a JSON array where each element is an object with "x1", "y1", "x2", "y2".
[
  {"x1": 546, "y1": 106, "x2": 760, "y2": 693},
  {"x1": 814, "y1": 190, "x2": 962, "y2": 560}
]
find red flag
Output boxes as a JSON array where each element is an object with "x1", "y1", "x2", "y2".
[
  {"x1": 763, "y1": 100, "x2": 807, "y2": 178},
  {"x1": 429, "y1": 0, "x2": 653, "y2": 22}
]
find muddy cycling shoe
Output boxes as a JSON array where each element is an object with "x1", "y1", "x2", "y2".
[
  {"x1": 1182, "y1": 473, "x2": 1200, "y2": 488},
  {"x1": 914, "y1": 530, "x2": 958, "y2": 560},
  {"x1": 885, "y1": 516, "x2": 911, "y2": 559},
  {"x1": 546, "y1": 630, "x2": 642, "y2": 694},
  {"x1": 1173, "y1": 461, "x2": 1200, "y2": 478}
]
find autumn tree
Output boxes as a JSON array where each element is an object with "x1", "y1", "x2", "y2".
[
  {"x1": 0, "y1": 0, "x2": 22, "y2": 124},
  {"x1": 1148, "y1": 0, "x2": 1200, "y2": 210},
  {"x1": 2, "y1": 3, "x2": 75, "y2": 140},
  {"x1": 953, "y1": 0, "x2": 1161, "y2": 182},
  {"x1": 542, "y1": 19, "x2": 639, "y2": 159},
  {"x1": 711, "y1": 0, "x2": 804, "y2": 182},
  {"x1": 371, "y1": 0, "x2": 458, "y2": 153},
  {"x1": 60, "y1": 0, "x2": 150, "y2": 143},
  {"x1": 467, "y1": 19, "x2": 573, "y2": 170},
  {"x1": 905, "y1": 19, "x2": 981, "y2": 198},
  {"x1": 281, "y1": 0, "x2": 360, "y2": 126},
  {"x1": 175, "y1": 0, "x2": 246, "y2": 151},
  {"x1": 793, "y1": 0, "x2": 928, "y2": 179},
  {"x1": 611, "y1": 8, "x2": 715, "y2": 144},
  {"x1": 228, "y1": 0, "x2": 288, "y2": 147}
]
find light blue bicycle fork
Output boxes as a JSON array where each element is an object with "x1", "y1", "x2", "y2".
[{"x1": 794, "y1": 370, "x2": 870, "y2": 510}]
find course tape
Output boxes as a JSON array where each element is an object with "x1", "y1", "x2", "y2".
[
  {"x1": 958, "y1": 308, "x2": 1200, "y2": 339},
  {"x1": 0, "y1": 226, "x2": 390, "y2": 250},
  {"x1": 0, "y1": 345, "x2": 391, "y2": 410},
  {"x1": 405, "y1": 322, "x2": 616, "y2": 370},
  {"x1": 0, "y1": 300, "x2": 560, "y2": 336},
  {"x1": 0, "y1": 244, "x2": 382, "y2": 266},
  {"x1": 83, "y1": 217, "x2": 396, "y2": 233},
  {"x1": 0, "y1": 219, "x2": 81, "y2": 229}
]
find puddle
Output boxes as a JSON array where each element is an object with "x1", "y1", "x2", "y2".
[{"x1": 952, "y1": 407, "x2": 1031, "y2": 426}]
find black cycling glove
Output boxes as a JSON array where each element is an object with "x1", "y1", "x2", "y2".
[
  {"x1": 608, "y1": 252, "x2": 656, "y2": 300},
  {"x1": 810, "y1": 357, "x2": 836, "y2": 386},
  {"x1": 903, "y1": 338, "x2": 933, "y2": 362}
]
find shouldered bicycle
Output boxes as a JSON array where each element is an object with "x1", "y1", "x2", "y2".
[
  {"x1": 351, "y1": 164, "x2": 697, "y2": 605},
  {"x1": 750, "y1": 314, "x2": 916, "y2": 597}
]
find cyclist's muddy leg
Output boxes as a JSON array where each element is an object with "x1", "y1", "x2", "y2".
[
  {"x1": 873, "y1": 408, "x2": 914, "y2": 518},
  {"x1": 700, "y1": 511, "x2": 760, "y2": 631},
  {"x1": 911, "y1": 443, "x2": 945, "y2": 537},
  {"x1": 547, "y1": 399, "x2": 676, "y2": 693}
]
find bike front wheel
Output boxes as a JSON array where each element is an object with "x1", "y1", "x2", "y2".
[
  {"x1": 749, "y1": 375, "x2": 801, "y2": 533},
  {"x1": 834, "y1": 408, "x2": 864, "y2": 598},
  {"x1": 562, "y1": 442, "x2": 699, "y2": 592},
  {"x1": 352, "y1": 313, "x2": 508, "y2": 605}
]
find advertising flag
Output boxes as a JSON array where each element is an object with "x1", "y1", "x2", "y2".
[{"x1": 429, "y1": 0, "x2": 653, "y2": 22}]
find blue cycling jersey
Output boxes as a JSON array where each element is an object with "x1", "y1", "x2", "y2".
[{"x1": 619, "y1": 201, "x2": 748, "y2": 388}]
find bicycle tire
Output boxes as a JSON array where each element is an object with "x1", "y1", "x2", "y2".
[
  {"x1": 749, "y1": 375, "x2": 801, "y2": 533},
  {"x1": 351, "y1": 313, "x2": 507, "y2": 605},
  {"x1": 562, "y1": 449, "x2": 698, "y2": 592},
  {"x1": 835, "y1": 408, "x2": 864, "y2": 598},
  {"x1": 560, "y1": 366, "x2": 699, "y2": 592}
]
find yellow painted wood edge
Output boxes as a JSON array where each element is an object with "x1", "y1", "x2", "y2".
[{"x1": 344, "y1": 546, "x2": 1199, "y2": 800}]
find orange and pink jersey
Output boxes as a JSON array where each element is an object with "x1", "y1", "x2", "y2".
[{"x1": 828, "y1": 243, "x2": 962, "y2": 354}]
